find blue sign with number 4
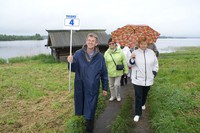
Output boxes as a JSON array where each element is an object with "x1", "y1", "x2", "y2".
[{"x1": 69, "y1": 19, "x2": 74, "y2": 26}]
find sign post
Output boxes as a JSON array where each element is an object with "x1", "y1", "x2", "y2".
[{"x1": 64, "y1": 14, "x2": 80, "y2": 92}]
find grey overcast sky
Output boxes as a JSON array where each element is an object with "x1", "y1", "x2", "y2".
[{"x1": 0, "y1": 0, "x2": 200, "y2": 37}]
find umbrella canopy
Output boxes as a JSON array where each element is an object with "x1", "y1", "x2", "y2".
[{"x1": 111, "y1": 24, "x2": 160, "y2": 47}]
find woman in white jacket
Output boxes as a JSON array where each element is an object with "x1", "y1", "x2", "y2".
[
  {"x1": 120, "y1": 45, "x2": 131, "y2": 86},
  {"x1": 129, "y1": 37, "x2": 159, "y2": 122}
]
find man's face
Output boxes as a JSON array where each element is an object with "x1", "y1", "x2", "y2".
[{"x1": 86, "y1": 36, "x2": 97, "y2": 49}]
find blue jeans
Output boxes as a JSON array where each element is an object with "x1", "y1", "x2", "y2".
[{"x1": 133, "y1": 84, "x2": 150, "y2": 116}]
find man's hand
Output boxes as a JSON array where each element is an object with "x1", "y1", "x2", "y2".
[
  {"x1": 67, "y1": 55, "x2": 73, "y2": 63},
  {"x1": 102, "y1": 90, "x2": 107, "y2": 96}
]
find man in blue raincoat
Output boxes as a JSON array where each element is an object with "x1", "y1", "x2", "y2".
[{"x1": 67, "y1": 33, "x2": 108, "y2": 133}]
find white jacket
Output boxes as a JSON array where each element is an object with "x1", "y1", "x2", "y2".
[
  {"x1": 129, "y1": 48, "x2": 159, "y2": 86},
  {"x1": 121, "y1": 46, "x2": 131, "y2": 64}
]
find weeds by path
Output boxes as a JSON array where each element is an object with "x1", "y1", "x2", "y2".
[{"x1": 111, "y1": 95, "x2": 134, "y2": 133}]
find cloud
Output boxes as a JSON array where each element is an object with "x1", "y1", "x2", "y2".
[{"x1": 0, "y1": 0, "x2": 200, "y2": 36}]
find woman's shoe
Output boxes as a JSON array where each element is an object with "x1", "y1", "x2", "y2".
[
  {"x1": 117, "y1": 97, "x2": 121, "y2": 102},
  {"x1": 133, "y1": 115, "x2": 140, "y2": 122},
  {"x1": 142, "y1": 105, "x2": 146, "y2": 110},
  {"x1": 109, "y1": 97, "x2": 115, "y2": 101}
]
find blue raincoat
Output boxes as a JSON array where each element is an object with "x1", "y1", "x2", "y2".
[{"x1": 70, "y1": 45, "x2": 108, "y2": 119}]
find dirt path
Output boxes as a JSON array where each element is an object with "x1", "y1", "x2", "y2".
[{"x1": 94, "y1": 80, "x2": 151, "y2": 133}]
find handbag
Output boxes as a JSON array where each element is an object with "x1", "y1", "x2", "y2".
[
  {"x1": 116, "y1": 64, "x2": 124, "y2": 70},
  {"x1": 110, "y1": 54, "x2": 124, "y2": 70}
]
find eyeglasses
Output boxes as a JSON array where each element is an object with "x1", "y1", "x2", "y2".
[{"x1": 109, "y1": 42, "x2": 115, "y2": 45}]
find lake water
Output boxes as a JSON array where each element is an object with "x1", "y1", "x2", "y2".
[
  {"x1": 156, "y1": 38, "x2": 200, "y2": 53},
  {"x1": 0, "y1": 38, "x2": 200, "y2": 59},
  {"x1": 0, "y1": 40, "x2": 51, "y2": 59}
]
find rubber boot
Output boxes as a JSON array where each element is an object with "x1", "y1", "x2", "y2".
[{"x1": 85, "y1": 119, "x2": 94, "y2": 133}]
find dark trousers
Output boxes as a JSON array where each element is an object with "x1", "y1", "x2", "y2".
[
  {"x1": 85, "y1": 119, "x2": 94, "y2": 133},
  {"x1": 120, "y1": 74, "x2": 127, "y2": 86},
  {"x1": 133, "y1": 84, "x2": 150, "y2": 116}
]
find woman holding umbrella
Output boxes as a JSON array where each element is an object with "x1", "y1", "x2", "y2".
[{"x1": 129, "y1": 36, "x2": 159, "y2": 122}]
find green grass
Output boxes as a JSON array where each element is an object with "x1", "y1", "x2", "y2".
[
  {"x1": 111, "y1": 96, "x2": 134, "y2": 133},
  {"x1": 149, "y1": 47, "x2": 200, "y2": 133},
  {"x1": 1, "y1": 47, "x2": 200, "y2": 132},
  {"x1": 0, "y1": 55, "x2": 71, "y2": 132},
  {"x1": 0, "y1": 54, "x2": 108, "y2": 132},
  {"x1": 0, "y1": 57, "x2": 66, "y2": 100},
  {"x1": 66, "y1": 116, "x2": 86, "y2": 133},
  {"x1": 8, "y1": 54, "x2": 59, "y2": 64},
  {"x1": 0, "y1": 58, "x2": 7, "y2": 64}
]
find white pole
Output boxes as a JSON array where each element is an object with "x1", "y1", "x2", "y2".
[{"x1": 69, "y1": 29, "x2": 73, "y2": 92}]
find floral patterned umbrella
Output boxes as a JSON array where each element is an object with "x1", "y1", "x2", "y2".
[{"x1": 111, "y1": 24, "x2": 160, "y2": 47}]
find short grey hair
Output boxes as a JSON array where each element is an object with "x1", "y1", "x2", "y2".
[{"x1": 87, "y1": 33, "x2": 98, "y2": 42}]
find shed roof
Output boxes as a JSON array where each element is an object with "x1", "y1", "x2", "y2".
[{"x1": 46, "y1": 29, "x2": 109, "y2": 48}]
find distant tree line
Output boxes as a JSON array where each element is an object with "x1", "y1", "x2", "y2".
[
  {"x1": 0, "y1": 34, "x2": 44, "y2": 41},
  {"x1": 158, "y1": 36, "x2": 188, "y2": 39}
]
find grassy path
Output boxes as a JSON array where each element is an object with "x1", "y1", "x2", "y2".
[
  {"x1": 94, "y1": 80, "x2": 151, "y2": 133},
  {"x1": 94, "y1": 82, "x2": 132, "y2": 133}
]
